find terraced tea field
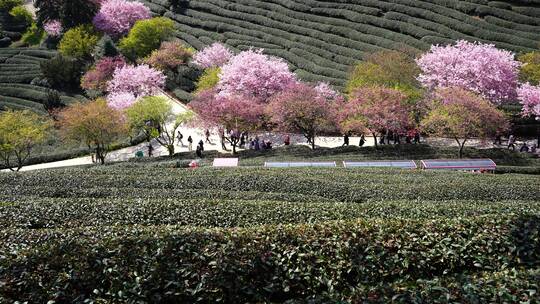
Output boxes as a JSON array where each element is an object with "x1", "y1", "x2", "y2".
[
  {"x1": 1, "y1": 164, "x2": 539, "y2": 302},
  {"x1": 142, "y1": 0, "x2": 540, "y2": 87},
  {"x1": 0, "y1": 48, "x2": 83, "y2": 113}
]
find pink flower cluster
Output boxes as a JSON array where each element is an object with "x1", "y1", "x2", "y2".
[
  {"x1": 517, "y1": 83, "x2": 540, "y2": 119},
  {"x1": 314, "y1": 82, "x2": 341, "y2": 100},
  {"x1": 218, "y1": 49, "x2": 297, "y2": 101},
  {"x1": 43, "y1": 20, "x2": 63, "y2": 37},
  {"x1": 416, "y1": 40, "x2": 521, "y2": 104},
  {"x1": 106, "y1": 64, "x2": 166, "y2": 109},
  {"x1": 107, "y1": 92, "x2": 138, "y2": 110},
  {"x1": 93, "y1": 0, "x2": 151, "y2": 37},
  {"x1": 81, "y1": 56, "x2": 126, "y2": 92},
  {"x1": 192, "y1": 43, "x2": 233, "y2": 69}
]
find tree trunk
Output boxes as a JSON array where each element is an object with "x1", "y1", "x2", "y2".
[
  {"x1": 456, "y1": 138, "x2": 467, "y2": 158},
  {"x1": 372, "y1": 133, "x2": 378, "y2": 148},
  {"x1": 311, "y1": 137, "x2": 315, "y2": 150},
  {"x1": 167, "y1": 145, "x2": 175, "y2": 156}
]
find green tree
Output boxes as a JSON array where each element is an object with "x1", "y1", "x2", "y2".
[
  {"x1": 0, "y1": 110, "x2": 52, "y2": 171},
  {"x1": 126, "y1": 95, "x2": 194, "y2": 156},
  {"x1": 518, "y1": 51, "x2": 540, "y2": 85},
  {"x1": 58, "y1": 24, "x2": 100, "y2": 60},
  {"x1": 0, "y1": 0, "x2": 22, "y2": 11},
  {"x1": 119, "y1": 17, "x2": 175, "y2": 60},
  {"x1": 58, "y1": 99, "x2": 128, "y2": 164},
  {"x1": 40, "y1": 54, "x2": 83, "y2": 90},
  {"x1": 195, "y1": 67, "x2": 220, "y2": 93},
  {"x1": 21, "y1": 22, "x2": 45, "y2": 46},
  {"x1": 421, "y1": 87, "x2": 508, "y2": 158},
  {"x1": 346, "y1": 49, "x2": 422, "y2": 98},
  {"x1": 9, "y1": 5, "x2": 33, "y2": 25}
]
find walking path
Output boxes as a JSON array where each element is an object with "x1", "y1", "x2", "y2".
[{"x1": 3, "y1": 92, "x2": 536, "y2": 172}]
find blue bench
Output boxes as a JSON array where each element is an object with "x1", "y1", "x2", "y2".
[
  {"x1": 421, "y1": 159, "x2": 496, "y2": 171},
  {"x1": 264, "y1": 161, "x2": 337, "y2": 168},
  {"x1": 343, "y1": 160, "x2": 417, "y2": 169}
]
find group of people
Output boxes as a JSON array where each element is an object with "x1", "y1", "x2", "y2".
[
  {"x1": 341, "y1": 131, "x2": 421, "y2": 147},
  {"x1": 248, "y1": 136, "x2": 273, "y2": 151},
  {"x1": 499, "y1": 134, "x2": 538, "y2": 154}
]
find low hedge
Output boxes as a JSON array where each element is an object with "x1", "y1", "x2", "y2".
[
  {"x1": 1, "y1": 215, "x2": 538, "y2": 302},
  {"x1": 1, "y1": 198, "x2": 538, "y2": 229},
  {"x1": 1, "y1": 167, "x2": 538, "y2": 202}
]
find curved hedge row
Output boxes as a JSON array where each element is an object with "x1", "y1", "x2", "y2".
[
  {"x1": 141, "y1": 0, "x2": 540, "y2": 85},
  {"x1": 0, "y1": 48, "x2": 83, "y2": 113}
]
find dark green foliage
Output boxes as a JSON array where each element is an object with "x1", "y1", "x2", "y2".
[
  {"x1": 34, "y1": 0, "x2": 98, "y2": 29},
  {"x1": 39, "y1": 54, "x2": 83, "y2": 90},
  {"x1": 93, "y1": 35, "x2": 119, "y2": 61}
]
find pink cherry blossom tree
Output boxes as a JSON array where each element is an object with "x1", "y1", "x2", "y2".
[
  {"x1": 314, "y1": 82, "x2": 342, "y2": 100},
  {"x1": 107, "y1": 91, "x2": 138, "y2": 110},
  {"x1": 192, "y1": 42, "x2": 233, "y2": 69},
  {"x1": 43, "y1": 20, "x2": 63, "y2": 37},
  {"x1": 217, "y1": 49, "x2": 297, "y2": 101},
  {"x1": 266, "y1": 82, "x2": 338, "y2": 149},
  {"x1": 337, "y1": 86, "x2": 412, "y2": 148},
  {"x1": 93, "y1": 0, "x2": 151, "y2": 38},
  {"x1": 106, "y1": 64, "x2": 166, "y2": 109},
  {"x1": 416, "y1": 40, "x2": 521, "y2": 104},
  {"x1": 81, "y1": 56, "x2": 126, "y2": 92},
  {"x1": 517, "y1": 83, "x2": 540, "y2": 120},
  {"x1": 189, "y1": 89, "x2": 264, "y2": 153}
]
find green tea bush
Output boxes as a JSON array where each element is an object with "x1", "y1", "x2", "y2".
[{"x1": 1, "y1": 215, "x2": 538, "y2": 302}]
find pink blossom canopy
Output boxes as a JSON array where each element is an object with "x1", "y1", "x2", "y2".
[
  {"x1": 93, "y1": 0, "x2": 151, "y2": 37},
  {"x1": 193, "y1": 43, "x2": 233, "y2": 69},
  {"x1": 106, "y1": 64, "x2": 166, "y2": 109},
  {"x1": 314, "y1": 82, "x2": 342, "y2": 100},
  {"x1": 517, "y1": 83, "x2": 540, "y2": 119},
  {"x1": 81, "y1": 56, "x2": 126, "y2": 92},
  {"x1": 43, "y1": 20, "x2": 63, "y2": 37},
  {"x1": 107, "y1": 91, "x2": 138, "y2": 110},
  {"x1": 416, "y1": 40, "x2": 521, "y2": 104},
  {"x1": 217, "y1": 49, "x2": 297, "y2": 101}
]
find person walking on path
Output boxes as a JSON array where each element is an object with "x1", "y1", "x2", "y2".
[
  {"x1": 187, "y1": 136, "x2": 193, "y2": 151},
  {"x1": 205, "y1": 129, "x2": 211, "y2": 144},
  {"x1": 284, "y1": 134, "x2": 290, "y2": 146},
  {"x1": 198, "y1": 139, "x2": 204, "y2": 151},
  {"x1": 177, "y1": 131, "x2": 184, "y2": 146},
  {"x1": 148, "y1": 143, "x2": 154, "y2": 157},
  {"x1": 508, "y1": 134, "x2": 516, "y2": 150},
  {"x1": 196, "y1": 144, "x2": 203, "y2": 158},
  {"x1": 342, "y1": 133, "x2": 349, "y2": 147},
  {"x1": 359, "y1": 134, "x2": 365, "y2": 147}
]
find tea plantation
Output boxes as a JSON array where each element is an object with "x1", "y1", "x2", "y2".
[
  {"x1": 0, "y1": 47, "x2": 84, "y2": 113},
  {"x1": 143, "y1": 0, "x2": 540, "y2": 87},
  {"x1": 1, "y1": 161, "x2": 539, "y2": 302}
]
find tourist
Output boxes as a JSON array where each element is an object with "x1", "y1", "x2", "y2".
[
  {"x1": 342, "y1": 133, "x2": 349, "y2": 146},
  {"x1": 148, "y1": 143, "x2": 154, "y2": 157},
  {"x1": 508, "y1": 134, "x2": 516, "y2": 150},
  {"x1": 205, "y1": 129, "x2": 211, "y2": 144},
  {"x1": 249, "y1": 138, "x2": 255, "y2": 150},
  {"x1": 198, "y1": 139, "x2": 204, "y2": 151},
  {"x1": 284, "y1": 134, "x2": 290, "y2": 146},
  {"x1": 493, "y1": 133, "x2": 502, "y2": 145},
  {"x1": 195, "y1": 144, "x2": 202, "y2": 158},
  {"x1": 187, "y1": 135, "x2": 193, "y2": 151},
  {"x1": 359, "y1": 134, "x2": 365, "y2": 147},
  {"x1": 519, "y1": 142, "x2": 529, "y2": 152},
  {"x1": 240, "y1": 132, "x2": 246, "y2": 148},
  {"x1": 261, "y1": 139, "x2": 267, "y2": 150},
  {"x1": 254, "y1": 136, "x2": 260, "y2": 151},
  {"x1": 177, "y1": 131, "x2": 184, "y2": 146}
]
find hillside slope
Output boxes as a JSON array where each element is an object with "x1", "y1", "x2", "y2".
[
  {"x1": 0, "y1": 48, "x2": 84, "y2": 114},
  {"x1": 142, "y1": 0, "x2": 540, "y2": 87}
]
